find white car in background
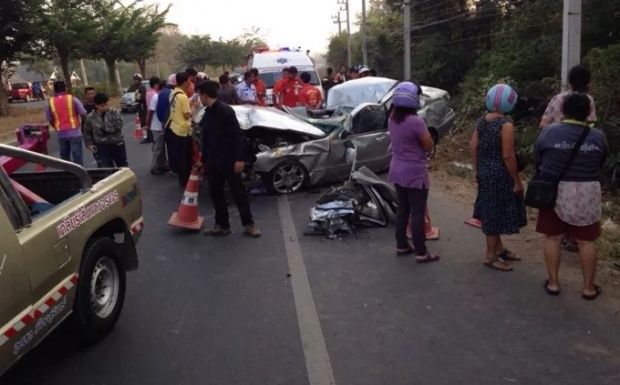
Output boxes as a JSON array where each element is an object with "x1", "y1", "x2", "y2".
[{"x1": 120, "y1": 80, "x2": 151, "y2": 113}]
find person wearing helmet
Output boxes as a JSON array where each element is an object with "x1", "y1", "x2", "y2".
[
  {"x1": 470, "y1": 83, "x2": 527, "y2": 272},
  {"x1": 132, "y1": 74, "x2": 151, "y2": 144},
  {"x1": 388, "y1": 81, "x2": 439, "y2": 262}
]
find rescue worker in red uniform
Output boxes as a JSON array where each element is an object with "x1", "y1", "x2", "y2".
[
  {"x1": 272, "y1": 67, "x2": 289, "y2": 109},
  {"x1": 298, "y1": 72, "x2": 323, "y2": 109},
  {"x1": 276, "y1": 66, "x2": 304, "y2": 108},
  {"x1": 45, "y1": 80, "x2": 88, "y2": 165},
  {"x1": 250, "y1": 68, "x2": 267, "y2": 106}
]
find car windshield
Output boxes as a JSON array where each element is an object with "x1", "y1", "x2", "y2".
[
  {"x1": 11, "y1": 83, "x2": 29, "y2": 90},
  {"x1": 258, "y1": 71, "x2": 320, "y2": 88},
  {"x1": 326, "y1": 78, "x2": 398, "y2": 110}
]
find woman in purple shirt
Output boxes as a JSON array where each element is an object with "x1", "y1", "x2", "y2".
[{"x1": 388, "y1": 81, "x2": 440, "y2": 262}]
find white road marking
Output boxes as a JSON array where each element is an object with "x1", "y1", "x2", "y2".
[
  {"x1": 277, "y1": 196, "x2": 336, "y2": 385},
  {"x1": 0, "y1": 254, "x2": 6, "y2": 277}
]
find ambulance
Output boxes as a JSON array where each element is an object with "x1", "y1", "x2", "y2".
[{"x1": 247, "y1": 47, "x2": 323, "y2": 107}]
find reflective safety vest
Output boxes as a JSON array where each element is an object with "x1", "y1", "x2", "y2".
[{"x1": 49, "y1": 94, "x2": 80, "y2": 131}]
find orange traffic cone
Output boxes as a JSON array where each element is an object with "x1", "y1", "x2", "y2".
[
  {"x1": 464, "y1": 218, "x2": 482, "y2": 228},
  {"x1": 133, "y1": 114, "x2": 144, "y2": 140},
  {"x1": 168, "y1": 164, "x2": 204, "y2": 230},
  {"x1": 405, "y1": 205, "x2": 439, "y2": 240}
]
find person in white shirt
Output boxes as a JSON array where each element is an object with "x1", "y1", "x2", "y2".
[
  {"x1": 235, "y1": 71, "x2": 258, "y2": 105},
  {"x1": 146, "y1": 79, "x2": 167, "y2": 174}
]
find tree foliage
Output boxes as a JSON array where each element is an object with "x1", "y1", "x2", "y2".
[
  {"x1": 0, "y1": 0, "x2": 44, "y2": 115},
  {"x1": 176, "y1": 27, "x2": 267, "y2": 75}
]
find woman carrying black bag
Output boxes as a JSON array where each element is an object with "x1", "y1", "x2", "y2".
[{"x1": 530, "y1": 93, "x2": 608, "y2": 300}]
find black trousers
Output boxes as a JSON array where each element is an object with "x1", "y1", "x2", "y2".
[
  {"x1": 207, "y1": 163, "x2": 253, "y2": 228},
  {"x1": 170, "y1": 134, "x2": 193, "y2": 186},
  {"x1": 395, "y1": 184, "x2": 428, "y2": 255},
  {"x1": 95, "y1": 141, "x2": 128, "y2": 168}
]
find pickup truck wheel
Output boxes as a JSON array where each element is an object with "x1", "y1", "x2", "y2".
[{"x1": 72, "y1": 237, "x2": 126, "y2": 344}]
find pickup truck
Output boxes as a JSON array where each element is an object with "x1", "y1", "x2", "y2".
[{"x1": 0, "y1": 144, "x2": 144, "y2": 376}]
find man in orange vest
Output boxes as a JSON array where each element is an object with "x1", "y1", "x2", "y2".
[
  {"x1": 298, "y1": 72, "x2": 323, "y2": 109},
  {"x1": 45, "y1": 80, "x2": 88, "y2": 165}
]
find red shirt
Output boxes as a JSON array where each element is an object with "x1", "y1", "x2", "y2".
[
  {"x1": 254, "y1": 79, "x2": 267, "y2": 106},
  {"x1": 280, "y1": 77, "x2": 304, "y2": 108},
  {"x1": 299, "y1": 84, "x2": 322, "y2": 109}
]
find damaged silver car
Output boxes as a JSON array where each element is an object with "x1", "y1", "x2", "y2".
[
  {"x1": 194, "y1": 105, "x2": 394, "y2": 194},
  {"x1": 283, "y1": 77, "x2": 456, "y2": 159}
]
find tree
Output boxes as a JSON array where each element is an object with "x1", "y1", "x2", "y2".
[
  {"x1": 38, "y1": 0, "x2": 103, "y2": 92},
  {"x1": 0, "y1": 0, "x2": 43, "y2": 115},
  {"x1": 177, "y1": 35, "x2": 213, "y2": 71},
  {"x1": 126, "y1": 4, "x2": 171, "y2": 76},
  {"x1": 154, "y1": 26, "x2": 189, "y2": 74}
]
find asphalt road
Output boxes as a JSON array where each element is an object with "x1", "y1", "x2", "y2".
[
  {"x1": 9, "y1": 99, "x2": 49, "y2": 110},
  {"x1": 3, "y1": 115, "x2": 620, "y2": 385}
]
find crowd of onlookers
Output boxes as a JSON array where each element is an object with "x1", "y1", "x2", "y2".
[{"x1": 386, "y1": 64, "x2": 607, "y2": 301}]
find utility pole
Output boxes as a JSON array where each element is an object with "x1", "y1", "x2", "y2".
[
  {"x1": 338, "y1": 0, "x2": 352, "y2": 68},
  {"x1": 561, "y1": 0, "x2": 582, "y2": 87},
  {"x1": 403, "y1": 0, "x2": 411, "y2": 79},
  {"x1": 361, "y1": 0, "x2": 368, "y2": 66},
  {"x1": 332, "y1": 13, "x2": 342, "y2": 35}
]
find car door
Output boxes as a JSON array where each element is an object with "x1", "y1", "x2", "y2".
[
  {"x1": 327, "y1": 104, "x2": 390, "y2": 180},
  {"x1": 0, "y1": 175, "x2": 34, "y2": 372}
]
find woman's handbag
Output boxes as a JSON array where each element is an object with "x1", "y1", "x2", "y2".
[{"x1": 524, "y1": 126, "x2": 590, "y2": 209}]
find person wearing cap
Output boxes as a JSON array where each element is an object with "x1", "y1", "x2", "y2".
[
  {"x1": 388, "y1": 81, "x2": 440, "y2": 262},
  {"x1": 359, "y1": 66, "x2": 371, "y2": 78}
]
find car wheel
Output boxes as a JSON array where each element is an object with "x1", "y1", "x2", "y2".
[
  {"x1": 426, "y1": 128, "x2": 438, "y2": 161},
  {"x1": 71, "y1": 237, "x2": 126, "y2": 345},
  {"x1": 25, "y1": 95, "x2": 31, "y2": 103},
  {"x1": 266, "y1": 160, "x2": 309, "y2": 194}
]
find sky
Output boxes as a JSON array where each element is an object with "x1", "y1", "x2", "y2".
[{"x1": 144, "y1": 0, "x2": 365, "y2": 54}]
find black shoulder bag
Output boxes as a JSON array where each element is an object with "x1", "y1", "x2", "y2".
[{"x1": 524, "y1": 126, "x2": 590, "y2": 209}]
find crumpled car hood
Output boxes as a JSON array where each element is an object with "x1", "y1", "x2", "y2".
[{"x1": 195, "y1": 105, "x2": 327, "y2": 138}]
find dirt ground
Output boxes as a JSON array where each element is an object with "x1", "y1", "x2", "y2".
[
  {"x1": 430, "y1": 140, "x2": 620, "y2": 310},
  {"x1": 0, "y1": 98, "x2": 120, "y2": 143}
]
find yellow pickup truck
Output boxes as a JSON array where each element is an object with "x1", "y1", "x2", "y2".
[{"x1": 0, "y1": 144, "x2": 144, "y2": 375}]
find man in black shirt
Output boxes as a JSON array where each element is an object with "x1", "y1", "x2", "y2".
[
  {"x1": 195, "y1": 80, "x2": 261, "y2": 238},
  {"x1": 217, "y1": 74, "x2": 241, "y2": 105}
]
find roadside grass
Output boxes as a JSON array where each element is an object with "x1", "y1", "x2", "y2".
[
  {"x1": 0, "y1": 98, "x2": 120, "y2": 143},
  {"x1": 435, "y1": 126, "x2": 620, "y2": 264}
]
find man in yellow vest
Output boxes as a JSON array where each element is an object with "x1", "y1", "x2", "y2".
[{"x1": 45, "y1": 80, "x2": 88, "y2": 165}]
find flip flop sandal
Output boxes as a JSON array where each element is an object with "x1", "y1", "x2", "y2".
[
  {"x1": 544, "y1": 280, "x2": 560, "y2": 295},
  {"x1": 498, "y1": 249, "x2": 521, "y2": 261},
  {"x1": 582, "y1": 285, "x2": 602, "y2": 300},
  {"x1": 416, "y1": 252, "x2": 440, "y2": 263},
  {"x1": 483, "y1": 257, "x2": 513, "y2": 272},
  {"x1": 396, "y1": 247, "x2": 414, "y2": 257}
]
